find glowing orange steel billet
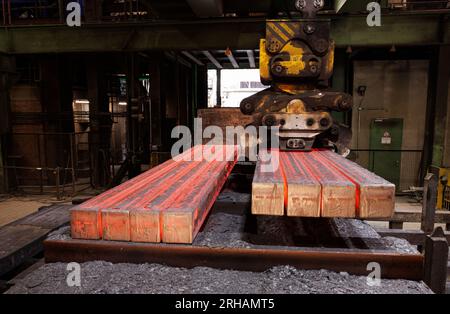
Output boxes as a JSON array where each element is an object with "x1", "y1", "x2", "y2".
[
  {"x1": 71, "y1": 145, "x2": 239, "y2": 244},
  {"x1": 290, "y1": 151, "x2": 356, "y2": 218},
  {"x1": 79, "y1": 145, "x2": 204, "y2": 209},
  {"x1": 315, "y1": 150, "x2": 394, "y2": 218},
  {"x1": 280, "y1": 152, "x2": 321, "y2": 217},
  {"x1": 312, "y1": 151, "x2": 361, "y2": 213},
  {"x1": 160, "y1": 146, "x2": 238, "y2": 243}
]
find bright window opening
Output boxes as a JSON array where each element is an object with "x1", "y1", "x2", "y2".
[{"x1": 208, "y1": 69, "x2": 268, "y2": 108}]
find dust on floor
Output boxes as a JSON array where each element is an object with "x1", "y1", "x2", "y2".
[
  {"x1": 0, "y1": 195, "x2": 61, "y2": 227},
  {"x1": 5, "y1": 261, "x2": 432, "y2": 294}
]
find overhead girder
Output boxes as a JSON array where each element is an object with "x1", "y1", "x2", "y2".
[{"x1": 0, "y1": 14, "x2": 448, "y2": 54}]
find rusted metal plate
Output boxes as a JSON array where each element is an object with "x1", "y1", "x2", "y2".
[
  {"x1": 1, "y1": 225, "x2": 49, "y2": 276},
  {"x1": 10, "y1": 205, "x2": 71, "y2": 230},
  {"x1": 43, "y1": 238, "x2": 424, "y2": 281},
  {"x1": 1, "y1": 205, "x2": 72, "y2": 277}
]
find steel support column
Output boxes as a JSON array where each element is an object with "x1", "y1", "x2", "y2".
[
  {"x1": 440, "y1": 46, "x2": 450, "y2": 168},
  {"x1": 0, "y1": 53, "x2": 14, "y2": 193},
  {"x1": 86, "y1": 55, "x2": 111, "y2": 187},
  {"x1": 126, "y1": 53, "x2": 142, "y2": 179},
  {"x1": 430, "y1": 46, "x2": 450, "y2": 168},
  {"x1": 216, "y1": 69, "x2": 221, "y2": 107}
]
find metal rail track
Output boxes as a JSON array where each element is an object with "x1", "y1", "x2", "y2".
[{"x1": 44, "y1": 238, "x2": 424, "y2": 281}]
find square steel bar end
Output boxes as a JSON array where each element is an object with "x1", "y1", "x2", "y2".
[
  {"x1": 70, "y1": 207, "x2": 102, "y2": 240},
  {"x1": 101, "y1": 208, "x2": 131, "y2": 241},
  {"x1": 129, "y1": 208, "x2": 161, "y2": 243},
  {"x1": 162, "y1": 208, "x2": 195, "y2": 244}
]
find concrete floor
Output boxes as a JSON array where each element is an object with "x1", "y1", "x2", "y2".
[
  {"x1": 0, "y1": 184, "x2": 102, "y2": 227},
  {"x1": 0, "y1": 195, "x2": 62, "y2": 227},
  {"x1": 366, "y1": 195, "x2": 448, "y2": 230}
]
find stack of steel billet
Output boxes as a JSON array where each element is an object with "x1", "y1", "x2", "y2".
[
  {"x1": 252, "y1": 149, "x2": 395, "y2": 218},
  {"x1": 71, "y1": 145, "x2": 238, "y2": 244}
]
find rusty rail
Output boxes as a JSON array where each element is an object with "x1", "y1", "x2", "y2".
[{"x1": 44, "y1": 238, "x2": 424, "y2": 281}]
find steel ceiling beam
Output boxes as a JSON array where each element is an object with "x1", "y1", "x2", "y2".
[
  {"x1": 225, "y1": 49, "x2": 239, "y2": 68},
  {"x1": 334, "y1": 0, "x2": 349, "y2": 13},
  {"x1": 181, "y1": 51, "x2": 204, "y2": 66},
  {"x1": 0, "y1": 14, "x2": 448, "y2": 54},
  {"x1": 246, "y1": 50, "x2": 256, "y2": 68},
  {"x1": 202, "y1": 50, "x2": 223, "y2": 69}
]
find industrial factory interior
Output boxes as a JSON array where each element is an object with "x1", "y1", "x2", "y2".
[{"x1": 0, "y1": 0, "x2": 450, "y2": 301}]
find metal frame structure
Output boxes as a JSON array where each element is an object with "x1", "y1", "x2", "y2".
[{"x1": 2, "y1": 131, "x2": 93, "y2": 199}]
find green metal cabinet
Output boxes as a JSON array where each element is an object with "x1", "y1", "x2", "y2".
[{"x1": 369, "y1": 118, "x2": 403, "y2": 190}]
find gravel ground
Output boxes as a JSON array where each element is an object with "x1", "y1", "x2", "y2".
[
  {"x1": 35, "y1": 209, "x2": 424, "y2": 295},
  {"x1": 194, "y1": 212, "x2": 418, "y2": 253},
  {"x1": 6, "y1": 261, "x2": 432, "y2": 294}
]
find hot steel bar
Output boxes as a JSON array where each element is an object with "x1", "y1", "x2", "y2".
[
  {"x1": 252, "y1": 152, "x2": 285, "y2": 216},
  {"x1": 316, "y1": 150, "x2": 395, "y2": 218},
  {"x1": 71, "y1": 145, "x2": 238, "y2": 244},
  {"x1": 280, "y1": 152, "x2": 321, "y2": 217},
  {"x1": 252, "y1": 150, "x2": 394, "y2": 218}
]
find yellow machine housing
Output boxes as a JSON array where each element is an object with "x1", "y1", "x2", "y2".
[
  {"x1": 259, "y1": 20, "x2": 335, "y2": 91},
  {"x1": 240, "y1": 16, "x2": 353, "y2": 152},
  {"x1": 437, "y1": 167, "x2": 450, "y2": 210}
]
